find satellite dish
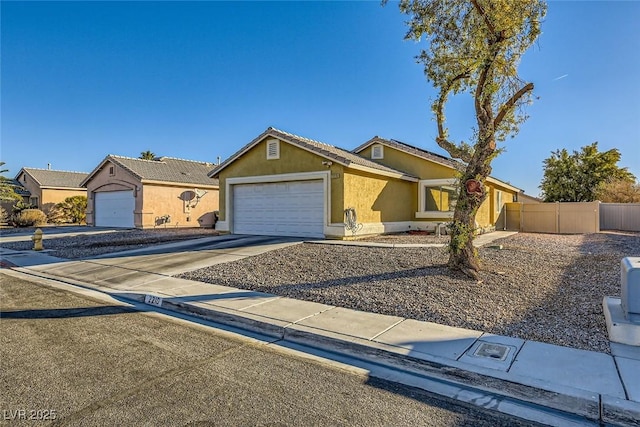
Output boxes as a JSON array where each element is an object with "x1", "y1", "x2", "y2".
[{"x1": 194, "y1": 188, "x2": 208, "y2": 199}]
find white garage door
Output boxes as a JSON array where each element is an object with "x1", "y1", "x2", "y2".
[
  {"x1": 233, "y1": 180, "x2": 324, "y2": 238},
  {"x1": 94, "y1": 191, "x2": 135, "y2": 228}
]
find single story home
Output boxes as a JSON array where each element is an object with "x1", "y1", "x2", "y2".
[
  {"x1": 209, "y1": 127, "x2": 521, "y2": 239},
  {"x1": 352, "y1": 136, "x2": 521, "y2": 232},
  {"x1": 82, "y1": 155, "x2": 219, "y2": 228},
  {"x1": 13, "y1": 167, "x2": 88, "y2": 214}
]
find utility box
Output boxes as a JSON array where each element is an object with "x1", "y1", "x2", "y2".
[{"x1": 621, "y1": 257, "x2": 640, "y2": 323}]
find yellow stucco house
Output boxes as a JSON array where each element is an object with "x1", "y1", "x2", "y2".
[
  {"x1": 13, "y1": 167, "x2": 88, "y2": 214},
  {"x1": 353, "y1": 136, "x2": 521, "y2": 233},
  {"x1": 82, "y1": 155, "x2": 219, "y2": 229},
  {"x1": 209, "y1": 127, "x2": 521, "y2": 239}
]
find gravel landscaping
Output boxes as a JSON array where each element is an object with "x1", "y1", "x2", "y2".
[
  {"x1": 177, "y1": 232, "x2": 640, "y2": 354},
  {"x1": 2, "y1": 226, "x2": 638, "y2": 354}
]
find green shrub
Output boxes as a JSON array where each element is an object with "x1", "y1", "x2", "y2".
[
  {"x1": 47, "y1": 196, "x2": 87, "y2": 224},
  {"x1": 0, "y1": 206, "x2": 7, "y2": 223},
  {"x1": 14, "y1": 209, "x2": 47, "y2": 227},
  {"x1": 12, "y1": 200, "x2": 34, "y2": 215}
]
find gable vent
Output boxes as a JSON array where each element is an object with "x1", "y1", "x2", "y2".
[
  {"x1": 267, "y1": 139, "x2": 280, "y2": 160},
  {"x1": 372, "y1": 144, "x2": 384, "y2": 159}
]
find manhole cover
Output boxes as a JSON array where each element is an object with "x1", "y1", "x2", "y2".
[{"x1": 473, "y1": 342, "x2": 510, "y2": 361}]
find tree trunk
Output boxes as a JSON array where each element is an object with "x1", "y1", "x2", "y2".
[
  {"x1": 447, "y1": 133, "x2": 494, "y2": 280},
  {"x1": 447, "y1": 181, "x2": 484, "y2": 280}
]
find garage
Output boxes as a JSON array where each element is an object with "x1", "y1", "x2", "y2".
[
  {"x1": 233, "y1": 180, "x2": 324, "y2": 238},
  {"x1": 94, "y1": 191, "x2": 135, "y2": 228}
]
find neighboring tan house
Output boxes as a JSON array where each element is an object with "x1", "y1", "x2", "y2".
[
  {"x1": 353, "y1": 137, "x2": 521, "y2": 232},
  {"x1": 209, "y1": 127, "x2": 522, "y2": 239},
  {"x1": 82, "y1": 155, "x2": 219, "y2": 229},
  {"x1": 517, "y1": 192, "x2": 542, "y2": 204},
  {"x1": 14, "y1": 167, "x2": 88, "y2": 214},
  {"x1": 0, "y1": 179, "x2": 32, "y2": 215}
]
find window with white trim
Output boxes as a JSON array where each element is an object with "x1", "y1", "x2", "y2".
[
  {"x1": 371, "y1": 144, "x2": 384, "y2": 159},
  {"x1": 496, "y1": 190, "x2": 503, "y2": 213},
  {"x1": 266, "y1": 139, "x2": 280, "y2": 160},
  {"x1": 416, "y1": 178, "x2": 458, "y2": 219}
]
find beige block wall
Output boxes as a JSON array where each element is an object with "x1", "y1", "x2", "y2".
[
  {"x1": 217, "y1": 138, "x2": 346, "y2": 223},
  {"x1": 508, "y1": 201, "x2": 600, "y2": 234},
  {"x1": 140, "y1": 184, "x2": 219, "y2": 228},
  {"x1": 342, "y1": 170, "x2": 414, "y2": 223}
]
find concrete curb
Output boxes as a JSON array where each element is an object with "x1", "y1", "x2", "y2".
[
  {"x1": 12, "y1": 266, "x2": 640, "y2": 426},
  {"x1": 602, "y1": 395, "x2": 640, "y2": 427}
]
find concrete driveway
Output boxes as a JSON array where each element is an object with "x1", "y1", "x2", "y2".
[
  {"x1": 82, "y1": 234, "x2": 305, "y2": 276},
  {"x1": 12, "y1": 235, "x2": 304, "y2": 286}
]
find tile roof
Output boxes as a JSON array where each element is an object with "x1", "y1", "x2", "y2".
[
  {"x1": 354, "y1": 136, "x2": 521, "y2": 191},
  {"x1": 209, "y1": 127, "x2": 418, "y2": 180},
  {"x1": 353, "y1": 137, "x2": 463, "y2": 170},
  {"x1": 83, "y1": 155, "x2": 219, "y2": 187},
  {"x1": 20, "y1": 168, "x2": 88, "y2": 189}
]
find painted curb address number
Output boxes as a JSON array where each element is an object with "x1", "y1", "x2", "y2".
[{"x1": 144, "y1": 295, "x2": 163, "y2": 307}]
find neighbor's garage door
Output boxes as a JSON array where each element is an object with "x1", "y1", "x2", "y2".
[
  {"x1": 94, "y1": 191, "x2": 135, "y2": 228},
  {"x1": 233, "y1": 180, "x2": 324, "y2": 238}
]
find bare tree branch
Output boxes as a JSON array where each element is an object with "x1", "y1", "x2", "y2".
[{"x1": 494, "y1": 82, "x2": 534, "y2": 129}]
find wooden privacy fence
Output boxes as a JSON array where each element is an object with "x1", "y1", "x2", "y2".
[
  {"x1": 600, "y1": 203, "x2": 640, "y2": 231},
  {"x1": 504, "y1": 202, "x2": 600, "y2": 234}
]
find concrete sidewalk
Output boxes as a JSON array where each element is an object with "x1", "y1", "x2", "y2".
[{"x1": 1, "y1": 242, "x2": 639, "y2": 426}]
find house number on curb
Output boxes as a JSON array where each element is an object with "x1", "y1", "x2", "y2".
[{"x1": 144, "y1": 295, "x2": 163, "y2": 307}]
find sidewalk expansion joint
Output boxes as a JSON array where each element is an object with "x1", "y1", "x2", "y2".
[
  {"x1": 289, "y1": 306, "x2": 337, "y2": 325},
  {"x1": 369, "y1": 318, "x2": 406, "y2": 341},
  {"x1": 612, "y1": 356, "x2": 631, "y2": 401}
]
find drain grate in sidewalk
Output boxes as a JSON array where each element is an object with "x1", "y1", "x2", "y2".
[{"x1": 473, "y1": 342, "x2": 510, "y2": 361}]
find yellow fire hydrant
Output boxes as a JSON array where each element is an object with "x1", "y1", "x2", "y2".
[{"x1": 32, "y1": 228, "x2": 43, "y2": 251}]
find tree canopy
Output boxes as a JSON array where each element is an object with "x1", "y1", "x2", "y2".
[
  {"x1": 139, "y1": 151, "x2": 157, "y2": 160},
  {"x1": 595, "y1": 179, "x2": 640, "y2": 203},
  {"x1": 0, "y1": 161, "x2": 21, "y2": 202},
  {"x1": 539, "y1": 142, "x2": 635, "y2": 202},
  {"x1": 395, "y1": 0, "x2": 546, "y2": 278}
]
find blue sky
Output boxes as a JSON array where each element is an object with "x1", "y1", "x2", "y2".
[{"x1": 1, "y1": 1, "x2": 638, "y2": 197}]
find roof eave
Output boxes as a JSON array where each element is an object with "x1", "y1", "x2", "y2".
[
  {"x1": 355, "y1": 137, "x2": 460, "y2": 171},
  {"x1": 16, "y1": 168, "x2": 43, "y2": 187},
  {"x1": 485, "y1": 176, "x2": 522, "y2": 193},
  {"x1": 208, "y1": 128, "x2": 353, "y2": 177},
  {"x1": 140, "y1": 179, "x2": 219, "y2": 188},
  {"x1": 39, "y1": 186, "x2": 86, "y2": 191},
  {"x1": 347, "y1": 163, "x2": 419, "y2": 182},
  {"x1": 207, "y1": 129, "x2": 274, "y2": 177},
  {"x1": 352, "y1": 137, "x2": 382, "y2": 154},
  {"x1": 80, "y1": 156, "x2": 113, "y2": 187}
]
